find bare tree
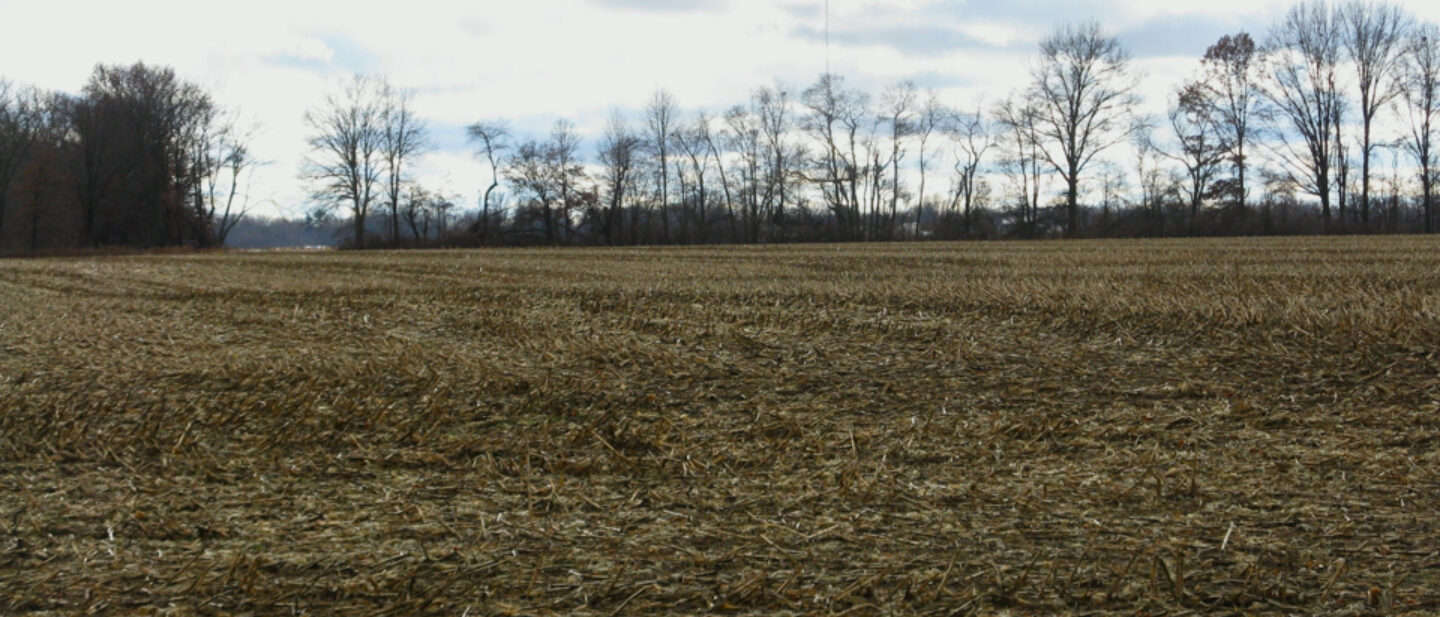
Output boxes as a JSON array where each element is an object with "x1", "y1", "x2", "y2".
[
  {"x1": 0, "y1": 81, "x2": 43, "y2": 245},
  {"x1": 302, "y1": 75, "x2": 385, "y2": 248},
  {"x1": 399, "y1": 186, "x2": 456, "y2": 242},
  {"x1": 596, "y1": 112, "x2": 641, "y2": 244},
  {"x1": 10, "y1": 92, "x2": 68, "y2": 253},
  {"x1": 549, "y1": 120, "x2": 584, "y2": 242},
  {"x1": 505, "y1": 139, "x2": 555, "y2": 242},
  {"x1": 802, "y1": 73, "x2": 870, "y2": 240},
  {"x1": 69, "y1": 63, "x2": 216, "y2": 248},
  {"x1": 755, "y1": 82, "x2": 797, "y2": 240},
  {"x1": 1028, "y1": 22, "x2": 1142, "y2": 236},
  {"x1": 646, "y1": 89, "x2": 678, "y2": 243},
  {"x1": 1262, "y1": 0, "x2": 1346, "y2": 231},
  {"x1": 465, "y1": 120, "x2": 510, "y2": 241},
  {"x1": 914, "y1": 91, "x2": 948, "y2": 235},
  {"x1": 1096, "y1": 160, "x2": 1128, "y2": 233},
  {"x1": 1166, "y1": 85, "x2": 1230, "y2": 235},
  {"x1": 880, "y1": 80, "x2": 917, "y2": 238},
  {"x1": 380, "y1": 82, "x2": 429, "y2": 245},
  {"x1": 700, "y1": 109, "x2": 740, "y2": 241},
  {"x1": 196, "y1": 116, "x2": 259, "y2": 246},
  {"x1": 1133, "y1": 119, "x2": 1170, "y2": 235},
  {"x1": 1193, "y1": 32, "x2": 1267, "y2": 210},
  {"x1": 1332, "y1": 89, "x2": 1353, "y2": 224},
  {"x1": 723, "y1": 103, "x2": 764, "y2": 242},
  {"x1": 949, "y1": 105, "x2": 993, "y2": 234},
  {"x1": 1339, "y1": 0, "x2": 1411, "y2": 225},
  {"x1": 401, "y1": 185, "x2": 431, "y2": 241},
  {"x1": 1400, "y1": 23, "x2": 1440, "y2": 233},
  {"x1": 504, "y1": 120, "x2": 586, "y2": 244},
  {"x1": 994, "y1": 94, "x2": 1048, "y2": 236},
  {"x1": 675, "y1": 112, "x2": 714, "y2": 242}
]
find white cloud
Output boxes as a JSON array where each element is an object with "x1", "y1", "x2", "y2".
[{"x1": 4, "y1": 0, "x2": 1439, "y2": 217}]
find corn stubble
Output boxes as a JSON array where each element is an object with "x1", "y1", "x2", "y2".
[{"x1": 1, "y1": 237, "x2": 1438, "y2": 616}]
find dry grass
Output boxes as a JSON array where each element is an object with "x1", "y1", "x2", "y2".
[{"x1": 1, "y1": 237, "x2": 1438, "y2": 616}]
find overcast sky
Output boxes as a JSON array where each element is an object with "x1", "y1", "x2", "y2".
[{"x1": 6, "y1": 0, "x2": 1440, "y2": 217}]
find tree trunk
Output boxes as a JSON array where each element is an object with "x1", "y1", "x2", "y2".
[
  {"x1": 1066, "y1": 169, "x2": 1079, "y2": 237},
  {"x1": 1424, "y1": 168, "x2": 1434, "y2": 234},
  {"x1": 1361, "y1": 122, "x2": 1372, "y2": 226}
]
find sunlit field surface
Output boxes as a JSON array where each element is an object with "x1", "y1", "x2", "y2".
[{"x1": 2, "y1": 237, "x2": 1439, "y2": 616}]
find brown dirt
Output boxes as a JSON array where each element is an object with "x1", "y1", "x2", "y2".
[{"x1": 1, "y1": 237, "x2": 1438, "y2": 615}]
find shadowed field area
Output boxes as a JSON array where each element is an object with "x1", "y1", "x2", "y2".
[{"x1": 2, "y1": 238, "x2": 1439, "y2": 616}]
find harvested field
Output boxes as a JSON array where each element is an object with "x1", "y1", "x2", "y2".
[{"x1": 2, "y1": 237, "x2": 1439, "y2": 616}]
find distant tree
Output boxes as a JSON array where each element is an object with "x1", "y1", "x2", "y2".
[
  {"x1": 379, "y1": 82, "x2": 429, "y2": 245},
  {"x1": 504, "y1": 121, "x2": 586, "y2": 244},
  {"x1": 505, "y1": 139, "x2": 554, "y2": 242},
  {"x1": 302, "y1": 75, "x2": 385, "y2": 248},
  {"x1": 595, "y1": 113, "x2": 641, "y2": 244},
  {"x1": 195, "y1": 116, "x2": 259, "y2": 246},
  {"x1": 1192, "y1": 32, "x2": 1266, "y2": 210},
  {"x1": 1399, "y1": 23, "x2": 1440, "y2": 233},
  {"x1": 699, "y1": 109, "x2": 740, "y2": 241},
  {"x1": 549, "y1": 120, "x2": 584, "y2": 242},
  {"x1": 913, "y1": 91, "x2": 948, "y2": 234},
  {"x1": 949, "y1": 105, "x2": 993, "y2": 234},
  {"x1": 60, "y1": 65, "x2": 202, "y2": 246},
  {"x1": 879, "y1": 80, "x2": 917, "y2": 238},
  {"x1": 755, "y1": 82, "x2": 798, "y2": 240},
  {"x1": 1132, "y1": 118, "x2": 1170, "y2": 235},
  {"x1": 68, "y1": 63, "x2": 218, "y2": 248},
  {"x1": 1166, "y1": 84, "x2": 1230, "y2": 235},
  {"x1": 646, "y1": 89, "x2": 678, "y2": 243},
  {"x1": 0, "y1": 81, "x2": 44, "y2": 247},
  {"x1": 399, "y1": 186, "x2": 455, "y2": 241},
  {"x1": 674, "y1": 112, "x2": 714, "y2": 242},
  {"x1": 1095, "y1": 160, "x2": 1128, "y2": 234},
  {"x1": 1027, "y1": 22, "x2": 1142, "y2": 236},
  {"x1": 993, "y1": 94, "x2": 1047, "y2": 236},
  {"x1": 1262, "y1": 0, "x2": 1346, "y2": 231},
  {"x1": 400, "y1": 185, "x2": 431, "y2": 240},
  {"x1": 465, "y1": 119, "x2": 510, "y2": 241},
  {"x1": 1339, "y1": 0, "x2": 1411, "y2": 226},
  {"x1": 802, "y1": 74, "x2": 870, "y2": 240},
  {"x1": 724, "y1": 103, "x2": 765, "y2": 242},
  {"x1": 10, "y1": 92, "x2": 71, "y2": 253}
]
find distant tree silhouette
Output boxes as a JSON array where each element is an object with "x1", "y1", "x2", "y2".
[
  {"x1": 1166, "y1": 84, "x2": 1230, "y2": 235},
  {"x1": 1026, "y1": 22, "x2": 1142, "y2": 236},
  {"x1": 1262, "y1": 1, "x2": 1346, "y2": 231},
  {"x1": 0, "y1": 81, "x2": 43, "y2": 246},
  {"x1": 380, "y1": 83, "x2": 429, "y2": 245},
  {"x1": 645, "y1": 90, "x2": 678, "y2": 243},
  {"x1": 1400, "y1": 23, "x2": 1440, "y2": 233},
  {"x1": 302, "y1": 75, "x2": 386, "y2": 249},
  {"x1": 1191, "y1": 32, "x2": 1266, "y2": 212},
  {"x1": 1340, "y1": 0, "x2": 1411, "y2": 226},
  {"x1": 465, "y1": 119, "x2": 510, "y2": 242}
]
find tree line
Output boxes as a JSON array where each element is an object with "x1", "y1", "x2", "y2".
[
  {"x1": 4, "y1": 0, "x2": 1440, "y2": 252},
  {"x1": 0, "y1": 64, "x2": 256, "y2": 253}
]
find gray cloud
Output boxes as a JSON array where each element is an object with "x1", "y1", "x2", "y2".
[
  {"x1": 918, "y1": 0, "x2": 1126, "y2": 28},
  {"x1": 591, "y1": 0, "x2": 725, "y2": 13},
  {"x1": 791, "y1": 0, "x2": 1285, "y2": 61},
  {"x1": 1116, "y1": 15, "x2": 1263, "y2": 58},
  {"x1": 791, "y1": 23, "x2": 1010, "y2": 57},
  {"x1": 782, "y1": 3, "x2": 821, "y2": 20},
  {"x1": 786, "y1": 0, "x2": 1128, "y2": 58}
]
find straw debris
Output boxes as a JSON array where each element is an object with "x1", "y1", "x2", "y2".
[{"x1": 2, "y1": 237, "x2": 1438, "y2": 615}]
